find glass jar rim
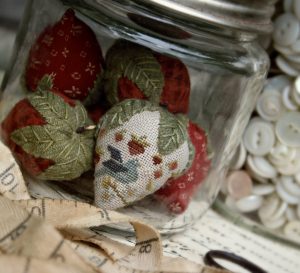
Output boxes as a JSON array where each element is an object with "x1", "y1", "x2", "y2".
[{"x1": 122, "y1": 0, "x2": 276, "y2": 34}]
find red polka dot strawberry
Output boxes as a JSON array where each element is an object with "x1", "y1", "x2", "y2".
[
  {"x1": 154, "y1": 121, "x2": 211, "y2": 214},
  {"x1": 1, "y1": 76, "x2": 95, "y2": 181},
  {"x1": 104, "y1": 40, "x2": 190, "y2": 114},
  {"x1": 25, "y1": 9, "x2": 103, "y2": 102}
]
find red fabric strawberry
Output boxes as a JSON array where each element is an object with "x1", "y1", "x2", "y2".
[
  {"x1": 154, "y1": 53, "x2": 190, "y2": 114},
  {"x1": 154, "y1": 121, "x2": 211, "y2": 214},
  {"x1": 25, "y1": 9, "x2": 103, "y2": 101},
  {"x1": 1, "y1": 80, "x2": 95, "y2": 181},
  {"x1": 104, "y1": 41, "x2": 190, "y2": 114}
]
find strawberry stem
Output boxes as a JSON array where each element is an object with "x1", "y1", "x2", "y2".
[{"x1": 76, "y1": 125, "x2": 96, "y2": 133}]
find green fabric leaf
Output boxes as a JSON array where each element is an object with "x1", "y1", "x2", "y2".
[
  {"x1": 36, "y1": 74, "x2": 54, "y2": 92},
  {"x1": 83, "y1": 74, "x2": 103, "y2": 107},
  {"x1": 105, "y1": 41, "x2": 164, "y2": 105},
  {"x1": 11, "y1": 90, "x2": 95, "y2": 181},
  {"x1": 158, "y1": 110, "x2": 188, "y2": 156},
  {"x1": 176, "y1": 114, "x2": 195, "y2": 171},
  {"x1": 99, "y1": 99, "x2": 159, "y2": 131}
]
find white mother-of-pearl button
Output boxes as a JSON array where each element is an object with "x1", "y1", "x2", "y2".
[
  {"x1": 273, "y1": 13, "x2": 299, "y2": 46},
  {"x1": 290, "y1": 60, "x2": 300, "y2": 71},
  {"x1": 269, "y1": 200, "x2": 288, "y2": 221},
  {"x1": 227, "y1": 171, "x2": 253, "y2": 200},
  {"x1": 252, "y1": 184, "x2": 275, "y2": 196},
  {"x1": 243, "y1": 118, "x2": 275, "y2": 156},
  {"x1": 278, "y1": 163, "x2": 300, "y2": 176},
  {"x1": 264, "y1": 75, "x2": 291, "y2": 94},
  {"x1": 258, "y1": 194, "x2": 280, "y2": 219},
  {"x1": 276, "y1": 56, "x2": 299, "y2": 76},
  {"x1": 283, "y1": 221, "x2": 300, "y2": 240},
  {"x1": 276, "y1": 180, "x2": 300, "y2": 204},
  {"x1": 249, "y1": 156, "x2": 277, "y2": 179},
  {"x1": 235, "y1": 195, "x2": 263, "y2": 213},
  {"x1": 256, "y1": 91, "x2": 284, "y2": 121},
  {"x1": 292, "y1": 86, "x2": 300, "y2": 106},
  {"x1": 245, "y1": 165, "x2": 269, "y2": 184},
  {"x1": 225, "y1": 196, "x2": 239, "y2": 212},
  {"x1": 284, "y1": 53, "x2": 300, "y2": 63},
  {"x1": 286, "y1": 206, "x2": 297, "y2": 221},
  {"x1": 276, "y1": 150, "x2": 300, "y2": 175},
  {"x1": 295, "y1": 172, "x2": 300, "y2": 184},
  {"x1": 262, "y1": 216, "x2": 286, "y2": 229},
  {"x1": 276, "y1": 112, "x2": 300, "y2": 147},
  {"x1": 297, "y1": 203, "x2": 300, "y2": 219},
  {"x1": 274, "y1": 44, "x2": 295, "y2": 56},
  {"x1": 268, "y1": 142, "x2": 297, "y2": 167},
  {"x1": 230, "y1": 142, "x2": 246, "y2": 170},
  {"x1": 295, "y1": 76, "x2": 300, "y2": 92},
  {"x1": 258, "y1": 190, "x2": 288, "y2": 221},
  {"x1": 282, "y1": 85, "x2": 298, "y2": 110},
  {"x1": 293, "y1": 0, "x2": 300, "y2": 20},
  {"x1": 293, "y1": 77, "x2": 300, "y2": 105},
  {"x1": 291, "y1": 40, "x2": 300, "y2": 52},
  {"x1": 284, "y1": 0, "x2": 294, "y2": 12},
  {"x1": 281, "y1": 176, "x2": 300, "y2": 197}
]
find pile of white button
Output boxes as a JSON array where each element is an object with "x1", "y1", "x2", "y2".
[
  {"x1": 273, "y1": 0, "x2": 300, "y2": 76},
  {"x1": 222, "y1": 74, "x2": 300, "y2": 241}
]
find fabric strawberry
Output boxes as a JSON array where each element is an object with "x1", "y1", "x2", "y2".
[
  {"x1": 154, "y1": 121, "x2": 211, "y2": 214},
  {"x1": 1, "y1": 77, "x2": 95, "y2": 181},
  {"x1": 104, "y1": 41, "x2": 190, "y2": 114},
  {"x1": 94, "y1": 99, "x2": 193, "y2": 210},
  {"x1": 25, "y1": 9, "x2": 103, "y2": 102}
]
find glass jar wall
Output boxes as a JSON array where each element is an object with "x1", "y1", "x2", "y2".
[{"x1": 0, "y1": 0, "x2": 272, "y2": 231}]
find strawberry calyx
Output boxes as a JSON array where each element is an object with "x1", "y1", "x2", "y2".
[{"x1": 1, "y1": 99, "x2": 54, "y2": 177}]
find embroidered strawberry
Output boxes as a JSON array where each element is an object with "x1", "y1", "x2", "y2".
[
  {"x1": 94, "y1": 99, "x2": 191, "y2": 209},
  {"x1": 104, "y1": 41, "x2": 190, "y2": 114},
  {"x1": 128, "y1": 135, "x2": 150, "y2": 155},
  {"x1": 25, "y1": 9, "x2": 103, "y2": 101},
  {"x1": 1, "y1": 77, "x2": 95, "y2": 181},
  {"x1": 154, "y1": 121, "x2": 211, "y2": 214}
]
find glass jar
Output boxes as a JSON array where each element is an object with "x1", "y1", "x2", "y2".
[
  {"x1": 215, "y1": 1, "x2": 300, "y2": 247},
  {"x1": 216, "y1": 72, "x2": 300, "y2": 248},
  {"x1": 0, "y1": 0, "x2": 273, "y2": 232}
]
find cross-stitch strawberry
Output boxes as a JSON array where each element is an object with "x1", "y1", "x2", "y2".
[{"x1": 94, "y1": 99, "x2": 193, "y2": 209}]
